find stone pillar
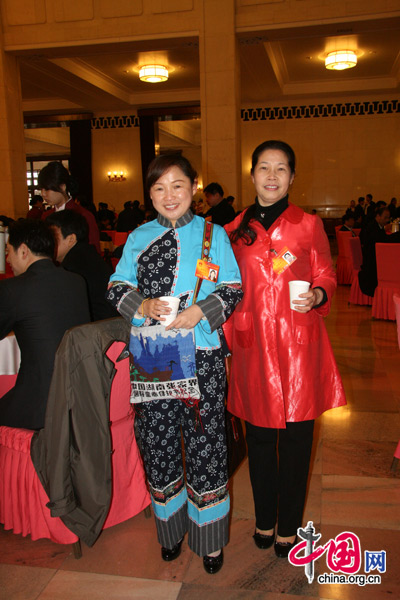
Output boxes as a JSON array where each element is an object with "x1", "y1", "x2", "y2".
[
  {"x1": 199, "y1": 0, "x2": 241, "y2": 207},
  {"x1": 0, "y1": 30, "x2": 28, "y2": 220}
]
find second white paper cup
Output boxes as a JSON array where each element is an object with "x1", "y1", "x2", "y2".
[
  {"x1": 288, "y1": 280, "x2": 310, "y2": 311},
  {"x1": 159, "y1": 296, "x2": 180, "y2": 326}
]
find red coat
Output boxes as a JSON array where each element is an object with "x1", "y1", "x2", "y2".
[{"x1": 224, "y1": 203, "x2": 346, "y2": 428}]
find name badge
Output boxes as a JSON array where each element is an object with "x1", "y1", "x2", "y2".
[
  {"x1": 271, "y1": 246, "x2": 297, "y2": 274},
  {"x1": 195, "y1": 259, "x2": 219, "y2": 282}
]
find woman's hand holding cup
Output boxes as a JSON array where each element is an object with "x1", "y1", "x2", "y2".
[{"x1": 289, "y1": 280, "x2": 323, "y2": 312}]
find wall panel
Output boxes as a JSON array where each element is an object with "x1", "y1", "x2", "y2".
[{"x1": 3, "y1": 0, "x2": 46, "y2": 26}]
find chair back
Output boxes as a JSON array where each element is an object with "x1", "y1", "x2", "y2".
[
  {"x1": 106, "y1": 341, "x2": 131, "y2": 421},
  {"x1": 113, "y1": 232, "x2": 128, "y2": 247},
  {"x1": 394, "y1": 294, "x2": 400, "y2": 349},
  {"x1": 336, "y1": 231, "x2": 352, "y2": 258},
  {"x1": 348, "y1": 236, "x2": 363, "y2": 270},
  {"x1": 375, "y1": 244, "x2": 400, "y2": 287}
]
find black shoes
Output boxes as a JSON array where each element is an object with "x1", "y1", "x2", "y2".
[
  {"x1": 161, "y1": 539, "x2": 224, "y2": 573},
  {"x1": 253, "y1": 530, "x2": 275, "y2": 550},
  {"x1": 274, "y1": 536, "x2": 297, "y2": 559},
  {"x1": 203, "y1": 549, "x2": 224, "y2": 574},
  {"x1": 161, "y1": 538, "x2": 183, "y2": 562}
]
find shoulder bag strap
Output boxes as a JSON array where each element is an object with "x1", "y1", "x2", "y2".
[{"x1": 192, "y1": 220, "x2": 213, "y2": 304}]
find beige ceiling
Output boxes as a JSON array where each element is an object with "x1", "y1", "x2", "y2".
[{"x1": 20, "y1": 16, "x2": 400, "y2": 116}]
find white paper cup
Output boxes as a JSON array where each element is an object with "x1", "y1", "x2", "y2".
[
  {"x1": 288, "y1": 280, "x2": 310, "y2": 311},
  {"x1": 159, "y1": 296, "x2": 180, "y2": 326}
]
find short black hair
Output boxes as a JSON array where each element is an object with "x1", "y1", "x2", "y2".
[
  {"x1": 375, "y1": 203, "x2": 388, "y2": 214},
  {"x1": 204, "y1": 182, "x2": 224, "y2": 197},
  {"x1": 46, "y1": 210, "x2": 89, "y2": 243},
  {"x1": 29, "y1": 195, "x2": 43, "y2": 207},
  {"x1": 8, "y1": 219, "x2": 55, "y2": 258}
]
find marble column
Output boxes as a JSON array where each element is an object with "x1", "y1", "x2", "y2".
[
  {"x1": 0, "y1": 29, "x2": 27, "y2": 220},
  {"x1": 199, "y1": 0, "x2": 242, "y2": 207}
]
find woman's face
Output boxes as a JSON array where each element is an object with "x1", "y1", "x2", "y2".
[
  {"x1": 251, "y1": 148, "x2": 294, "y2": 207},
  {"x1": 150, "y1": 166, "x2": 197, "y2": 226},
  {"x1": 40, "y1": 183, "x2": 68, "y2": 208}
]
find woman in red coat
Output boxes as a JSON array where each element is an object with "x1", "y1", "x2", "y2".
[{"x1": 224, "y1": 140, "x2": 345, "y2": 558}]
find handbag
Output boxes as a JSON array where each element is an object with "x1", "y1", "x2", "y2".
[
  {"x1": 224, "y1": 361, "x2": 247, "y2": 478},
  {"x1": 225, "y1": 407, "x2": 246, "y2": 478}
]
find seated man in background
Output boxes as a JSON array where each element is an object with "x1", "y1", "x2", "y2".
[
  {"x1": 47, "y1": 210, "x2": 118, "y2": 321},
  {"x1": 339, "y1": 213, "x2": 356, "y2": 235},
  {"x1": 0, "y1": 220, "x2": 90, "y2": 429},
  {"x1": 358, "y1": 206, "x2": 400, "y2": 297}
]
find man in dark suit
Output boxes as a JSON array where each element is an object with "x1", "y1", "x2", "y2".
[
  {"x1": 0, "y1": 219, "x2": 90, "y2": 429},
  {"x1": 365, "y1": 193, "x2": 376, "y2": 220},
  {"x1": 339, "y1": 214, "x2": 356, "y2": 236},
  {"x1": 47, "y1": 210, "x2": 118, "y2": 322},
  {"x1": 203, "y1": 182, "x2": 236, "y2": 226}
]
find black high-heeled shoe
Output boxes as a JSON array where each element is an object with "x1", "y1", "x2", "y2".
[
  {"x1": 274, "y1": 536, "x2": 297, "y2": 559},
  {"x1": 203, "y1": 549, "x2": 224, "y2": 574},
  {"x1": 161, "y1": 538, "x2": 183, "y2": 562},
  {"x1": 253, "y1": 530, "x2": 275, "y2": 550}
]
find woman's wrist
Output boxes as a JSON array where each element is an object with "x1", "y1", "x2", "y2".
[{"x1": 140, "y1": 298, "x2": 150, "y2": 317}]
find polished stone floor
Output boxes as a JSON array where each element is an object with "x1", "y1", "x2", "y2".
[{"x1": 1, "y1": 284, "x2": 399, "y2": 599}]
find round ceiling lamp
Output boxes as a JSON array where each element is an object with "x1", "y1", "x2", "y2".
[
  {"x1": 325, "y1": 50, "x2": 357, "y2": 71},
  {"x1": 139, "y1": 65, "x2": 169, "y2": 83}
]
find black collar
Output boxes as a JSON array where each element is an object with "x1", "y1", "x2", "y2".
[
  {"x1": 157, "y1": 209, "x2": 194, "y2": 229},
  {"x1": 254, "y1": 195, "x2": 289, "y2": 230}
]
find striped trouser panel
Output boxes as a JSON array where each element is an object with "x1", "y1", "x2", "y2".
[
  {"x1": 151, "y1": 477, "x2": 230, "y2": 556},
  {"x1": 187, "y1": 482, "x2": 230, "y2": 556}
]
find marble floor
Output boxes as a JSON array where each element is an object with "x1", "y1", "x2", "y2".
[{"x1": 1, "y1": 284, "x2": 399, "y2": 600}]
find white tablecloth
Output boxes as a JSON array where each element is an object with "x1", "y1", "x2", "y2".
[{"x1": 0, "y1": 334, "x2": 21, "y2": 375}]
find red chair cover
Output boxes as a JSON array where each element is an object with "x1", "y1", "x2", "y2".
[
  {"x1": 0, "y1": 262, "x2": 13, "y2": 280},
  {"x1": 102, "y1": 342, "x2": 150, "y2": 529},
  {"x1": 336, "y1": 231, "x2": 353, "y2": 284},
  {"x1": 394, "y1": 294, "x2": 400, "y2": 349},
  {"x1": 372, "y1": 244, "x2": 400, "y2": 321},
  {"x1": 394, "y1": 440, "x2": 400, "y2": 460},
  {"x1": 0, "y1": 341, "x2": 150, "y2": 545},
  {"x1": 0, "y1": 427, "x2": 78, "y2": 543},
  {"x1": 0, "y1": 374, "x2": 17, "y2": 398},
  {"x1": 113, "y1": 232, "x2": 128, "y2": 247},
  {"x1": 348, "y1": 237, "x2": 373, "y2": 306}
]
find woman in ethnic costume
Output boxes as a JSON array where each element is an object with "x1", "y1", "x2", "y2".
[
  {"x1": 224, "y1": 140, "x2": 346, "y2": 558},
  {"x1": 107, "y1": 154, "x2": 242, "y2": 574}
]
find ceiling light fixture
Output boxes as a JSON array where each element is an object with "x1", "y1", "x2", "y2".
[
  {"x1": 325, "y1": 50, "x2": 357, "y2": 71},
  {"x1": 139, "y1": 65, "x2": 169, "y2": 83}
]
